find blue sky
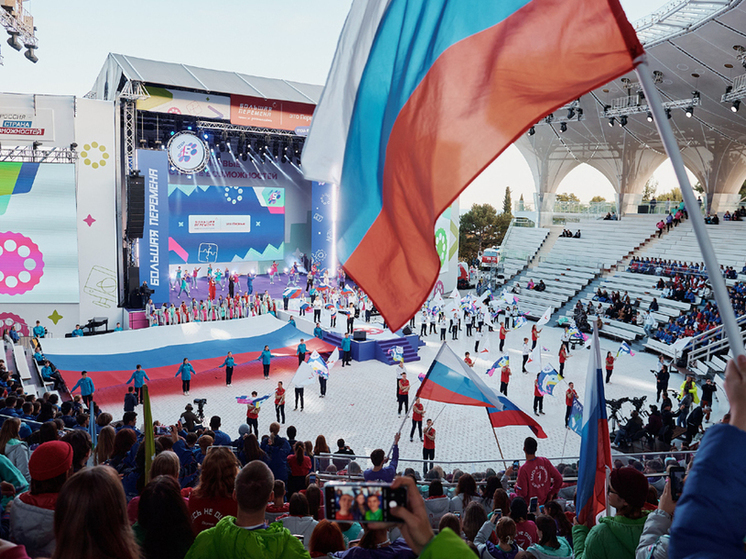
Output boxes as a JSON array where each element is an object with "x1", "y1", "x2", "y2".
[{"x1": 1, "y1": 0, "x2": 682, "y2": 204}]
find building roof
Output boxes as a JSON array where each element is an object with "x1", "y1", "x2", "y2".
[{"x1": 88, "y1": 53, "x2": 323, "y2": 104}]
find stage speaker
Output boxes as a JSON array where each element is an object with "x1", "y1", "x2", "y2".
[
  {"x1": 353, "y1": 331, "x2": 367, "y2": 341},
  {"x1": 126, "y1": 173, "x2": 145, "y2": 239},
  {"x1": 638, "y1": 205, "x2": 649, "y2": 214},
  {"x1": 402, "y1": 326, "x2": 413, "y2": 336}
]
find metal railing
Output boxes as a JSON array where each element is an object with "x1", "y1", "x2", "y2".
[{"x1": 687, "y1": 313, "x2": 746, "y2": 368}]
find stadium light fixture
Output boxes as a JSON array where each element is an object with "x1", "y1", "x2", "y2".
[
  {"x1": 685, "y1": 106, "x2": 694, "y2": 118},
  {"x1": 732, "y1": 100, "x2": 740, "y2": 113},
  {"x1": 619, "y1": 115, "x2": 628, "y2": 127},
  {"x1": 6, "y1": 32, "x2": 22, "y2": 51},
  {"x1": 608, "y1": 117, "x2": 615, "y2": 127},
  {"x1": 560, "y1": 122, "x2": 567, "y2": 133},
  {"x1": 23, "y1": 47, "x2": 37, "y2": 63},
  {"x1": 528, "y1": 126, "x2": 535, "y2": 136},
  {"x1": 646, "y1": 112, "x2": 653, "y2": 122}
]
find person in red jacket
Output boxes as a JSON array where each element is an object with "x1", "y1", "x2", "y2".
[
  {"x1": 464, "y1": 352, "x2": 474, "y2": 368},
  {"x1": 274, "y1": 382, "x2": 286, "y2": 424},
  {"x1": 410, "y1": 397, "x2": 425, "y2": 442},
  {"x1": 531, "y1": 324, "x2": 542, "y2": 350},
  {"x1": 246, "y1": 391, "x2": 261, "y2": 436},
  {"x1": 422, "y1": 419, "x2": 435, "y2": 478},
  {"x1": 533, "y1": 373, "x2": 544, "y2": 415},
  {"x1": 559, "y1": 344, "x2": 569, "y2": 377},
  {"x1": 515, "y1": 437, "x2": 563, "y2": 505},
  {"x1": 397, "y1": 373, "x2": 410, "y2": 416},
  {"x1": 500, "y1": 363, "x2": 511, "y2": 396},
  {"x1": 605, "y1": 351, "x2": 615, "y2": 383},
  {"x1": 499, "y1": 321, "x2": 507, "y2": 352},
  {"x1": 565, "y1": 382, "x2": 578, "y2": 428}
]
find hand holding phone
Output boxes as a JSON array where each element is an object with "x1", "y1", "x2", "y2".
[
  {"x1": 324, "y1": 482, "x2": 406, "y2": 524},
  {"x1": 529, "y1": 496, "x2": 538, "y2": 514},
  {"x1": 668, "y1": 466, "x2": 686, "y2": 502}
]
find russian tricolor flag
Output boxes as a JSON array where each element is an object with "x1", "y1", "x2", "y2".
[
  {"x1": 418, "y1": 343, "x2": 545, "y2": 437},
  {"x1": 303, "y1": 0, "x2": 643, "y2": 330},
  {"x1": 575, "y1": 320, "x2": 613, "y2": 525}
]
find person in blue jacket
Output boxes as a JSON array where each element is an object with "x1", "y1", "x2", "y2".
[
  {"x1": 314, "y1": 323, "x2": 324, "y2": 339},
  {"x1": 219, "y1": 351, "x2": 235, "y2": 386},
  {"x1": 32, "y1": 321, "x2": 45, "y2": 338},
  {"x1": 114, "y1": 322, "x2": 123, "y2": 332},
  {"x1": 175, "y1": 357, "x2": 196, "y2": 395},
  {"x1": 260, "y1": 421, "x2": 291, "y2": 483},
  {"x1": 40, "y1": 360, "x2": 65, "y2": 391},
  {"x1": 32, "y1": 348, "x2": 44, "y2": 364},
  {"x1": 127, "y1": 364, "x2": 150, "y2": 404},
  {"x1": 71, "y1": 324, "x2": 84, "y2": 337},
  {"x1": 259, "y1": 345, "x2": 272, "y2": 379},
  {"x1": 341, "y1": 333, "x2": 352, "y2": 367},
  {"x1": 297, "y1": 339, "x2": 307, "y2": 366},
  {"x1": 70, "y1": 370, "x2": 95, "y2": 408},
  {"x1": 669, "y1": 353, "x2": 746, "y2": 559}
]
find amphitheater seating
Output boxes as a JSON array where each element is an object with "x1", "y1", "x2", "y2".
[{"x1": 497, "y1": 226, "x2": 550, "y2": 282}]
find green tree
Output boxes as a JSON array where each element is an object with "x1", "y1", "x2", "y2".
[
  {"x1": 642, "y1": 178, "x2": 658, "y2": 201},
  {"x1": 459, "y1": 204, "x2": 509, "y2": 262},
  {"x1": 590, "y1": 195, "x2": 606, "y2": 203},
  {"x1": 658, "y1": 188, "x2": 683, "y2": 202},
  {"x1": 555, "y1": 192, "x2": 580, "y2": 202},
  {"x1": 503, "y1": 187, "x2": 512, "y2": 215}
]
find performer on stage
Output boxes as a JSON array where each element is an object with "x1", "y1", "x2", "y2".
[
  {"x1": 219, "y1": 352, "x2": 235, "y2": 386},
  {"x1": 422, "y1": 419, "x2": 435, "y2": 478},
  {"x1": 275, "y1": 381, "x2": 286, "y2": 424},
  {"x1": 247, "y1": 391, "x2": 260, "y2": 436},
  {"x1": 260, "y1": 346, "x2": 272, "y2": 379},
  {"x1": 397, "y1": 373, "x2": 410, "y2": 416},
  {"x1": 410, "y1": 397, "x2": 425, "y2": 442},
  {"x1": 127, "y1": 365, "x2": 150, "y2": 404}
]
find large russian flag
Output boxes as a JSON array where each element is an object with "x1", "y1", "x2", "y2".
[
  {"x1": 418, "y1": 343, "x2": 545, "y2": 437},
  {"x1": 575, "y1": 320, "x2": 613, "y2": 524},
  {"x1": 302, "y1": 0, "x2": 644, "y2": 330}
]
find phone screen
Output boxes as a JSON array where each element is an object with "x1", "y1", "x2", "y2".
[
  {"x1": 529, "y1": 497, "x2": 538, "y2": 514},
  {"x1": 495, "y1": 510, "x2": 502, "y2": 519},
  {"x1": 539, "y1": 505, "x2": 545, "y2": 514},
  {"x1": 669, "y1": 466, "x2": 686, "y2": 501},
  {"x1": 324, "y1": 482, "x2": 407, "y2": 523},
  {"x1": 513, "y1": 461, "x2": 520, "y2": 469}
]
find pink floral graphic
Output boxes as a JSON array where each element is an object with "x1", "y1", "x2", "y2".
[
  {"x1": 0, "y1": 312, "x2": 29, "y2": 336},
  {"x1": 0, "y1": 232, "x2": 44, "y2": 295}
]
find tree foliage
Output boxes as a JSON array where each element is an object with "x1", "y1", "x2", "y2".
[
  {"x1": 642, "y1": 178, "x2": 658, "y2": 202},
  {"x1": 458, "y1": 204, "x2": 510, "y2": 262},
  {"x1": 590, "y1": 195, "x2": 606, "y2": 203},
  {"x1": 503, "y1": 187, "x2": 512, "y2": 215},
  {"x1": 555, "y1": 192, "x2": 580, "y2": 202},
  {"x1": 657, "y1": 188, "x2": 683, "y2": 202}
]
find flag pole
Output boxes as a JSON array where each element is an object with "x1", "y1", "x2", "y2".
[
  {"x1": 561, "y1": 423, "x2": 569, "y2": 459},
  {"x1": 485, "y1": 408, "x2": 506, "y2": 461},
  {"x1": 635, "y1": 57, "x2": 745, "y2": 360}
]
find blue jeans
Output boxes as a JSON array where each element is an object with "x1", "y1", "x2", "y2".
[
  {"x1": 614, "y1": 428, "x2": 628, "y2": 446},
  {"x1": 677, "y1": 408, "x2": 689, "y2": 428}
]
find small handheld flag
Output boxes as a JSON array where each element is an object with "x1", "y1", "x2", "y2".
[
  {"x1": 388, "y1": 346, "x2": 405, "y2": 364},
  {"x1": 486, "y1": 355, "x2": 508, "y2": 377},
  {"x1": 568, "y1": 397, "x2": 583, "y2": 435},
  {"x1": 536, "y1": 307, "x2": 553, "y2": 327},
  {"x1": 236, "y1": 394, "x2": 271, "y2": 406},
  {"x1": 512, "y1": 316, "x2": 527, "y2": 330},
  {"x1": 300, "y1": 302, "x2": 311, "y2": 312},
  {"x1": 538, "y1": 364, "x2": 562, "y2": 396},
  {"x1": 308, "y1": 350, "x2": 330, "y2": 379},
  {"x1": 283, "y1": 287, "x2": 302, "y2": 299},
  {"x1": 616, "y1": 341, "x2": 635, "y2": 357}
]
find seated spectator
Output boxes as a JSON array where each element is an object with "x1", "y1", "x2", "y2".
[
  {"x1": 187, "y1": 447, "x2": 240, "y2": 535},
  {"x1": 185, "y1": 460, "x2": 309, "y2": 558},
  {"x1": 280, "y1": 493, "x2": 318, "y2": 550},
  {"x1": 545, "y1": 500, "x2": 573, "y2": 548},
  {"x1": 462, "y1": 501, "x2": 488, "y2": 543},
  {"x1": 510, "y1": 497, "x2": 538, "y2": 549},
  {"x1": 572, "y1": 467, "x2": 649, "y2": 558},
  {"x1": 260, "y1": 422, "x2": 292, "y2": 485},
  {"x1": 265, "y1": 480, "x2": 290, "y2": 523},
  {"x1": 332, "y1": 438, "x2": 355, "y2": 471},
  {"x1": 613, "y1": 410, "x2": 644, "y2": 448},
  {"x1": 109, "y1": 428, "x2": 138, "y2": 471},
  {"x1": 60, "y1": 429, "x2": 92, "y2": 473},
  {"x1": 208, "y1": 416, "x2": 232, "y2": 446},
  {"x1": 127, "y1": 450, "x2": 182, "y2": 524},
  {"x1": 334, "y1": 525, "x2": 414, "y2": 558},
  {"x1": 10, "y1": 441, "x2": 73, "y2": 557},
  {"x1": 309, "y1": 520, "x2": 346, "y2": 558},
  {"x1": 573, "y1": 230, "x2": 581, "y2": 238},
  {"x1": 526, "y1": 514, "x2": 573, "y2": 558},
  {"x1": 53, "y1": 465, "x2": 141, "y2": 559},
  {"x1": 363, "y1": 434, "x2": 400, "y2": 482},
  {"x1": 449, "y1": 472, "x2": 482, "y2": 514},
  {"x1": 0, "y1": 418, "x2": 30, "y2": 483},
  {"x1": 136, "y1": 475, "x2": 194, "y2": 559},
  {"x1": 424, "y1": 480, "x2": 450, "y2": 529}
]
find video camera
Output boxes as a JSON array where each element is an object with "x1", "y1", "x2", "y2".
[
  {"x1": 193, "y1": 398, "x2": 207, "y2": 422},
  {"x1": 606, "y1": 397, "x2": 629, "y2": 411}
]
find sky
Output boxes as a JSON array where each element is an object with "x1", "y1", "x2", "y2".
[{"x1": 1, "y1": 0, "x2": 685, "y2": 207}]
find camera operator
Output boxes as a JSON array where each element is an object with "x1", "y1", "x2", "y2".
[
  {"x1": 180, "y1": 404, "x2": 200, "y2": 432},
  {"x1": 654, "y1": 358, "x2": 670, "y2": 403},
  {"x1": 613, "y1": 410, "x2": 644, "y2": 449}
]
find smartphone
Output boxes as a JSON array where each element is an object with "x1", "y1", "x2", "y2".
[
  {"x1": 495, "y1": 510, "x2": 502, "y2": 520},
  {"x1": 669, "y1": 466, "x2": 686, "y2": 501},
  {"x1": 529, "y1": 496, "x2": 538, "y2": 514},
  {"x1": 309, "y1": 474, "x2": 316, "y2": 485},
  {"x1": 539, "y1": 505, "x2": 545, "y2": 514},
  {"x1": 324, "y1": 482, "x2": 407, "y2": 523},
  {"x1": 513, "y1": 460, "x2": 520, "y2": 469}
]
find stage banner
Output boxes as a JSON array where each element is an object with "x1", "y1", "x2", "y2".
[
  {"x1": 137, "y1": 87, "x2": 231, "y2": 119},
  {"x1": 137, "y1": 149, "x2": 170, "y2": 305},
  {"x1": 168, "y1": 184, "x2": 285, "y2": 264},
  {"x1": 311, "y1": 181, "x2": 334, "y2": 271},
  {"x1": 0, "y1": 93, "x2": 76, "y2": 147},
  {"x1": 230, "y1": 94, "x2": 315, "y2": 133}
]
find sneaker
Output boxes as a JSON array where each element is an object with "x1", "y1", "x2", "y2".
[
  {"x1": 410, "y1": 438, "x2": 414, "y2": 442},
  {"x1": 294, "y1": 407, "x2": 298, "y2": 411},
  {"x1": 540, "y1": 411, "x2": 545, "y2": 415}
]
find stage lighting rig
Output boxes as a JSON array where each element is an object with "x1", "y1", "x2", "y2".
[
  {"x1": 602, "y1": 84, "x2": 700, "y2": 121},
  {"x1": 1, "y1": 0, "x2": 38, "y2": 64},
  {"x1": 722, "y1": 76, "x2": 746, "y2": 111},
  {"x1": 529, "y1": 100, "x2": 583, "y2": 134}
]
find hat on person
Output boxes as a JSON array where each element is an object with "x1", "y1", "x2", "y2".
[
  {"x1": 609, "y1": 467, "x2": 648, "y2": 508},
  {"x1": 28, "y1": 441, "x2": 73, "y2": 481},
  {"x1": 238, "y1": 424, "x2": 250, "y2": 437}
]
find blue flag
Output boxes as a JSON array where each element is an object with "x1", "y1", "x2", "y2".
[
  {"x1": 538, "y1": 364, "x2": 562, "y2": 396},
  {"x1": 569, "y1": 397, "x2": 583, "y2": 435}
]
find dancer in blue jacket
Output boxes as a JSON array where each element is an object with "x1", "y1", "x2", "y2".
[
  {"x1": 127, "y1": 365, "x2": 150, "y2": 404},
  {"x1": 219, "y1": 352, "x2": 235, "y2": 386},
  {"x1": 70, "y1": 370, "x2": 95, "y2": 408},
  {"x1": 175, "y1": 358, "x2": 196, "y2": 395}
]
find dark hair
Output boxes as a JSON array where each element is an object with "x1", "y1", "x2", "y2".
[
  {"x1": 463, "y1": 501, "x2": 488, "y2": 542},
  {"x1": 138, "y1": 476, "x2": 194, "y2": 559},
  {"x1": 524, "y1": 437, "x2": 538, "y2": 455},
  {"x1": 306, "y1": 484, "x2": 322, "y2": 520},
  {"x1": 37, "y1": 403, "x2": 55, "y2": 423},
  {"x1": 273, "y1": 480, "x2": 285, "y2": 499},
  {"x1": 38, "y1": 421, "x2": 59, "y2": 444},
  {"x1": 287, "y1": 425, "x2": 297, "y2": 439},
  {"x1": 492, "y1": 488, "x2": 511, "y2": 515},
  {"x1": 535, "y1": 514, "x2": 560, "y2": 548},
  {"x1": 309, "y1": 520, "x2": 345, "y2": 555},
  {"x1": 96, "y1": 413, "x2": 113, "y2": 427},
  {"x1": 112, "y1": 428, "x2": 138, "y2": 459},
  {"x1": 428, "y1": 480, "x2": 444, "y2": 498},
  {"x1": 496, "y1": 517, "x2": 517, "y2": 544},
  {"x1": 122, "y1": 411, "x2": 137, "y2": 425},
  {"x1": 209, "y1": 416, "x2": 221, "y2": 430},
  {"x1": 60, "y1": 430, "x2": 92, "y2": 472},
  {"x1": 289, "y1": 492, "x2": 310, "y2": 516},
  {"x1": 294, "y1": 441, "x2": 305, "y2": 465},
  {"x1": 243, "y1": 434, "x2": 266, "y2": 462},
  {"x1": 192, "y1": 447, "x2": 239, "y2": 500},
  {"x1": 234, "y1": 460, "x2": 274, "y2": 513},
  {"x1": 438, "y1": 513, "x2": 461, "y2": 536},
  {"x1": 370, "y1": 448, "x2": 385, "y2": 467},
  {"x1": 510, "y1": 496, "x2": 528, "y2": 522},
  {"x1": 31, "y1": 470, "x2": 70, "y2": 495},
  {"x1": 545, "y1": 500, "x2": 572, "y2": 539},
  {"x1": 483, "y1": 475, "x2": 501, "y2": 504},
  {"x1": 456, "y1": 473, "x2": 478, "y2": 507}
]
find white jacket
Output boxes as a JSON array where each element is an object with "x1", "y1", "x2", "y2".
[{"x1": 424, "y1": 496, "x2": 450, "y2": 529}]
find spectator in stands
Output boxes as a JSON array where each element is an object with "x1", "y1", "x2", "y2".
[
  {"x1": 185, "y1": 460, "x2": 309, "y2": 558},
  {"x1": 109, "y1": 428, "x2": 137, "y2": 471},
  {"x1": 60, "y1": 430, "x2": 91, "y2": 473},
  {"x1": 364, "y1": 433, "x2": 400, "y2": 482},
  {"x1": 449, "y1": 472, "x2": 481, "y2": 514},
  {"x1": 0, "y1": 418, "x2": 30, "y2": 482},
  {"x1": 280, "y1": 493, "x2": 318, "y2": 550},
  {"x1": 287, "y1": 442, "x2": 312, "y2": 498},
  {"x1": 635, "y1": 476, "x2": 676, "y2": 559},
  {"x1": 95, "y1": 426, "x2": 115, "y2": 466},
  {"x1": 261, "y1": 422, "x2": 291, "y2": 485},
  {"x1": 40, "y1": 361, "x2": 65, "y2": 392},
  {"x1": 187, "y1": 447, "x2": 240, "y2": 535},
  {"x1": 124, "y1": 386, "x2": 138, "y2": 413},
  {"x1": 516, "y1": 437, "x2": 563, "y2": 505},
  {"x1": 32, "y1": 321, "x2": 45, "y2": 338},
  {"x1": 546, "y1": 500, "x2": 573, "y2": 548},
  {"x1": 475, "y1": 516, "x2": 520, "y2": 559},
  {"x1": 510, "y1": 497, "x2": 538, "y2": 549},
  {"x1": 265, "y1": 480, "x2": 290, "y2": 523},
  {"x1": 573, "y1": 230, "x2": 581, "y2": 238},
  {"x1": 119, "y1": 411, "x2": 141, "y2": 435},
  {"x1": 463, "y1": 501, "x2": 488, "y2": 544},
  {"x1": 309, "y1": 520, "x2": 345, "y2": 557},
  {"x1": 136, "y1": 475, "x2": 194, "y2": 559},
  {"x1": 572, "y1": 467, "x2": 649, "y2": 559},
  {"x1": 10, "y1": 441, "x2": 73, "y2": 557},
  {"x1": 208, "y1": 416, "x2": 232, "y2": 446},
  {"x1": 332, "y1": 438, "x2": 355, "y2": 471},
  {"x1": 526, "y1": 514, "x2": 573, "y2": 558},
  {"x1": 424, "y1": 480, "x2": 450, "y2": 529}
]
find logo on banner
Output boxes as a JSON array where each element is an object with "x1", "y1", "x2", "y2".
[
  {"x1": 167, "y1": 132, "x2": 209, "y2": 174},
  {"x1": 79, "y1": 142, "x2": 109, "y2": 169},
  {"x1": 0, "y1": 231, "x2": 44, "y2": 295}
]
